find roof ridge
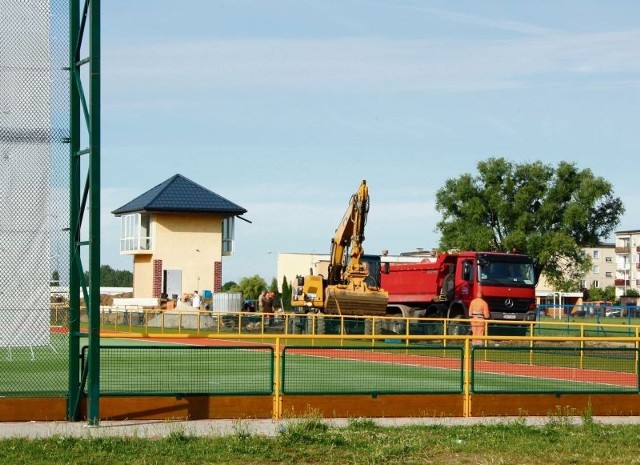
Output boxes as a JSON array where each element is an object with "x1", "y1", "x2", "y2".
[{"x1": 146, "y1": 173, "x2": 182, "y2": 206}]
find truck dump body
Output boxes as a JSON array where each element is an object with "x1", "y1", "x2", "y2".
[
  {"x1": 381, "y1": 257, "x2": 448, "y2": 305},
  {"x1": 381, "y1": 252, "x2": 537, "y2": 322}
]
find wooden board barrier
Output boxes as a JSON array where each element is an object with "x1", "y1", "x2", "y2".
[
  {"x1": 0, "y1": 397, "x2": 68, "y2": 421},
  {"x1": 88, "y1": 396, "x2": 273, "y2": 421},
  {"x1": 282, "y1": 394, "x2": 464, "y2": 418},
  {"x1": 471, "y1": 393, "x2": 640, "y2": 416}
]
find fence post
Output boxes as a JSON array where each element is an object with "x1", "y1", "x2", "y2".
[
  {"x1": 273, "y1": 337, "x2": 282, "y2": 419},
  {"x1": 464, "y1": 337, "x2": 471, "y2": 417},
  {"x1": 580, "y1": 324, "x2": 585, "y2": 369}
]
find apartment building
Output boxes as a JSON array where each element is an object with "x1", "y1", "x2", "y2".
[
  {"x1": 538, "y1": 230, "x2": 640, "y2": 300},
  {"x1": 615, "y1": 230, "x2": 640, "y2": 297},
  {"x1": 581, "y1": 243, "x2": 616, "y2": 292}
]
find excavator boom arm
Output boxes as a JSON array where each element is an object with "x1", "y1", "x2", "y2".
[{"x1": 327, "y1": 180, "x2": 369, "y2": 284}]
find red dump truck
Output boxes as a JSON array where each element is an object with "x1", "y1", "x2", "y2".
[{"x1": 381, "y1": 251, "x2": 538, "y2": 335}]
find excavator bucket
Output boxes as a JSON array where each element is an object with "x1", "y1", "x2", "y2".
[{"x1": 323, "y1": 285, "x2": 389, "y2": 316}]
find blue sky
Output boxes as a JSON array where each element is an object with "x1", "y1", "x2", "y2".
[{"x1": 99, "y1": 0, "x2": 640, "y2": 283}]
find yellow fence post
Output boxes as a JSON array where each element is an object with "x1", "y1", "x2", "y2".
[
  {"x1": 464, "y1": 337, "x2": 471, "y2": 417},
  {"x1": 273, "y1": 337, "x2": 282, "y2": 419},
  {"x1": 405, "y1": 317, "x2": 410, "y2": 348},
  {"x1": 529, "y1": 325, "x2": 534, "y2": 366},
  {"x1": 443, "y1": 320, "x2": 448, "y2": 348},
  {"x1": 580, "y1": 324, "x2": 585, "y2": 370},
  {"x1": 371, "y1": 316, "x2": 376, "y2": 348},
  {"x1": 635, "y1": 326, "x2": 640, "y2": 375}
]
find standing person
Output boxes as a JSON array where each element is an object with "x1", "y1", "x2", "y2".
[
  {"x1": 192, "y1": 290, "x2": 201, "y2": 309},
  {"x1": 469, "y1": 288, "x2": 490, "y2": 346},
  {"x1": 263, "y1": 291, "x2": 275, "y2": 326},
  {"x1": 258, "y1": 290, "x2": 267, "y2": 313}
]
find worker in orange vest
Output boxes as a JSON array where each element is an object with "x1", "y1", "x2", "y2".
[{"x1": 469, "y1": 288, "x2": 490, "y2": 346}]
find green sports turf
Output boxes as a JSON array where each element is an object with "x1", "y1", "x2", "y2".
[{"x1": 1, "y1": 335, "x2": 637, "y2": 397}]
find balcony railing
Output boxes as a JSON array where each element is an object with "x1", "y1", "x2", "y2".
[
  {"x1": 120, "y1": 236, "x2": 152, "y2": 253},
  {"x1": 614, "y1": 278, "x2": 631, "y2": 287},
  {"x1": 616, "y1": 246, "x2": 631, "y2": 254}
]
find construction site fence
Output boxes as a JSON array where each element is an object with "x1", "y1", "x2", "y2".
[
  {"x1": 81, "y1": 336, "x2": 638, "y2": 398},
  {"x1": 2, "y1": 304, "x2": 636, "y2": 399},
  {"x1": 50, "y1": 305, "x2": 640, "y2": 340},
  {"x1": 3, "y1": 317, "x2": 640, "y2": 399}
]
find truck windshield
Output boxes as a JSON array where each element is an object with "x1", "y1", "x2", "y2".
[{"x1": 478, "y1": 259, "x2": 535, "y2": 286}]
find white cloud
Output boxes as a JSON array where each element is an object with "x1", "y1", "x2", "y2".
[{"x1": 395, "y1": 4, "x2": 559, "y2": 37}]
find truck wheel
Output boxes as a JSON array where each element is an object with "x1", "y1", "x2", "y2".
[
  {"x1": 447, "y1": 315, "x2": 469, "y2": 336},
  {"x1": 391, "y1": 319, "x2": 405, "y2": 335},
  {"x1": 425, "y1": 319, "x2": 443, "y2": 335},
  {"x1": 222, "y1": 315, "x2": 237, "y2": 331}
]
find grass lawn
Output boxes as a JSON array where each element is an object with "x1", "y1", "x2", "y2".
[{"x1": 1, "y1": 416, "x2": 640, "y2": 464}]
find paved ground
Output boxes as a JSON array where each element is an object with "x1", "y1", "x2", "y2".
[{"x1": 1, "y1": 416, "x2": 640, "y2": 439}]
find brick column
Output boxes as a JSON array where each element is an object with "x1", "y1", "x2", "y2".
[
  {"x1": 214, "y1": 261, "x2": 222, "y2": 293},
  {"x1": 152, "y1": 259, "x2": 163, "y2": 298}
]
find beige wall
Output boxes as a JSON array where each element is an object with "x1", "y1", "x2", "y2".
[
  {"x1": 133, "y1": 255, "x2": 154, "y2": 297},
  {"x1": 133, "y1": 213, "x2": 223, "y2": 298},
  {"x1": 277, "y1": 253, "x2": 329, "y2": 291},
  {"x1": 276, "y1": 252, "x2": 424, "y2": 292},
  {"x1": 535, "y1": 244, "x2": 616, "y2": 296}
]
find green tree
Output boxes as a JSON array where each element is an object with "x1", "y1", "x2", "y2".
[
  {"x1": 586, "y1": 285, "x2": 616, "y2": 302},
  {"x1": 84, "y1": 265, "x2": 133, "y2": 287},
  {"x1": 51, "y1": 270, "x2": 60, "y2": 286},
  {"x1": 237, "y1": 275, "x2": 268, "y2": 300},
  {"x1": 221, "y1": 281, "x2": 239, "y2": 292},
  {"x1": 281, "y1": 275, "x2": 292, "y2": 311},
  {"x1": 435, "y1": 158, "x2": 624, "y2": 290}
]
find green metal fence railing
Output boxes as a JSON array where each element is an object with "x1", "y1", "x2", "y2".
[
  {"x1": 83, "y1": 345, "x2": 274, "y2": 396},
  {"x1": 471, "y1": 346, "x2": 639, "y2": 394},
  {"x1": 281, "y1": 345, "x2": 464, "y2": 395}
]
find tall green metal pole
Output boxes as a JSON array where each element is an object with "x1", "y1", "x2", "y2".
[
  {"x1": 67, "y1": 0, "x2": 81, "y2": 421},
  {"x1": 87, "y1": 0, "x2": 101, "y2": 426},
  {"x1": 68, "y1": 0, "x2": 101, "y2": 423}
]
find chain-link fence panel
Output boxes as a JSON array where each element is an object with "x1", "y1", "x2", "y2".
[
  {"x1": 471, "y1": 346, "x2": 639, "y2": 394},
  {"x1": 282, "y1": 346, "x2": 464, "y2": 395},
  {"x1": 93, "y1": 345, "x2": 274, "y2": 396},
  {"x1": 0, "y1": 0, "x2": 70, "y2": 396}
]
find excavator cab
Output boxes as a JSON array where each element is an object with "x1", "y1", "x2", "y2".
[{"x1": 291, "y1": 274, "x2": 325, "y2": 312}]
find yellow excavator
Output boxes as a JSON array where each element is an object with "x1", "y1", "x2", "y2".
[{"x1": 291, "y1": 180, "x2": 389, "y2": 316}]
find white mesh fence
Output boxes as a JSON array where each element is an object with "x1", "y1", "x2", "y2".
[{"x1": 0, "y1": 0, "x2": 69, "y2": 393}]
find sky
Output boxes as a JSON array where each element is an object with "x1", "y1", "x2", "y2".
[{"x1": 97, "y1": 0, "x2": 640, "y2": 284}]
